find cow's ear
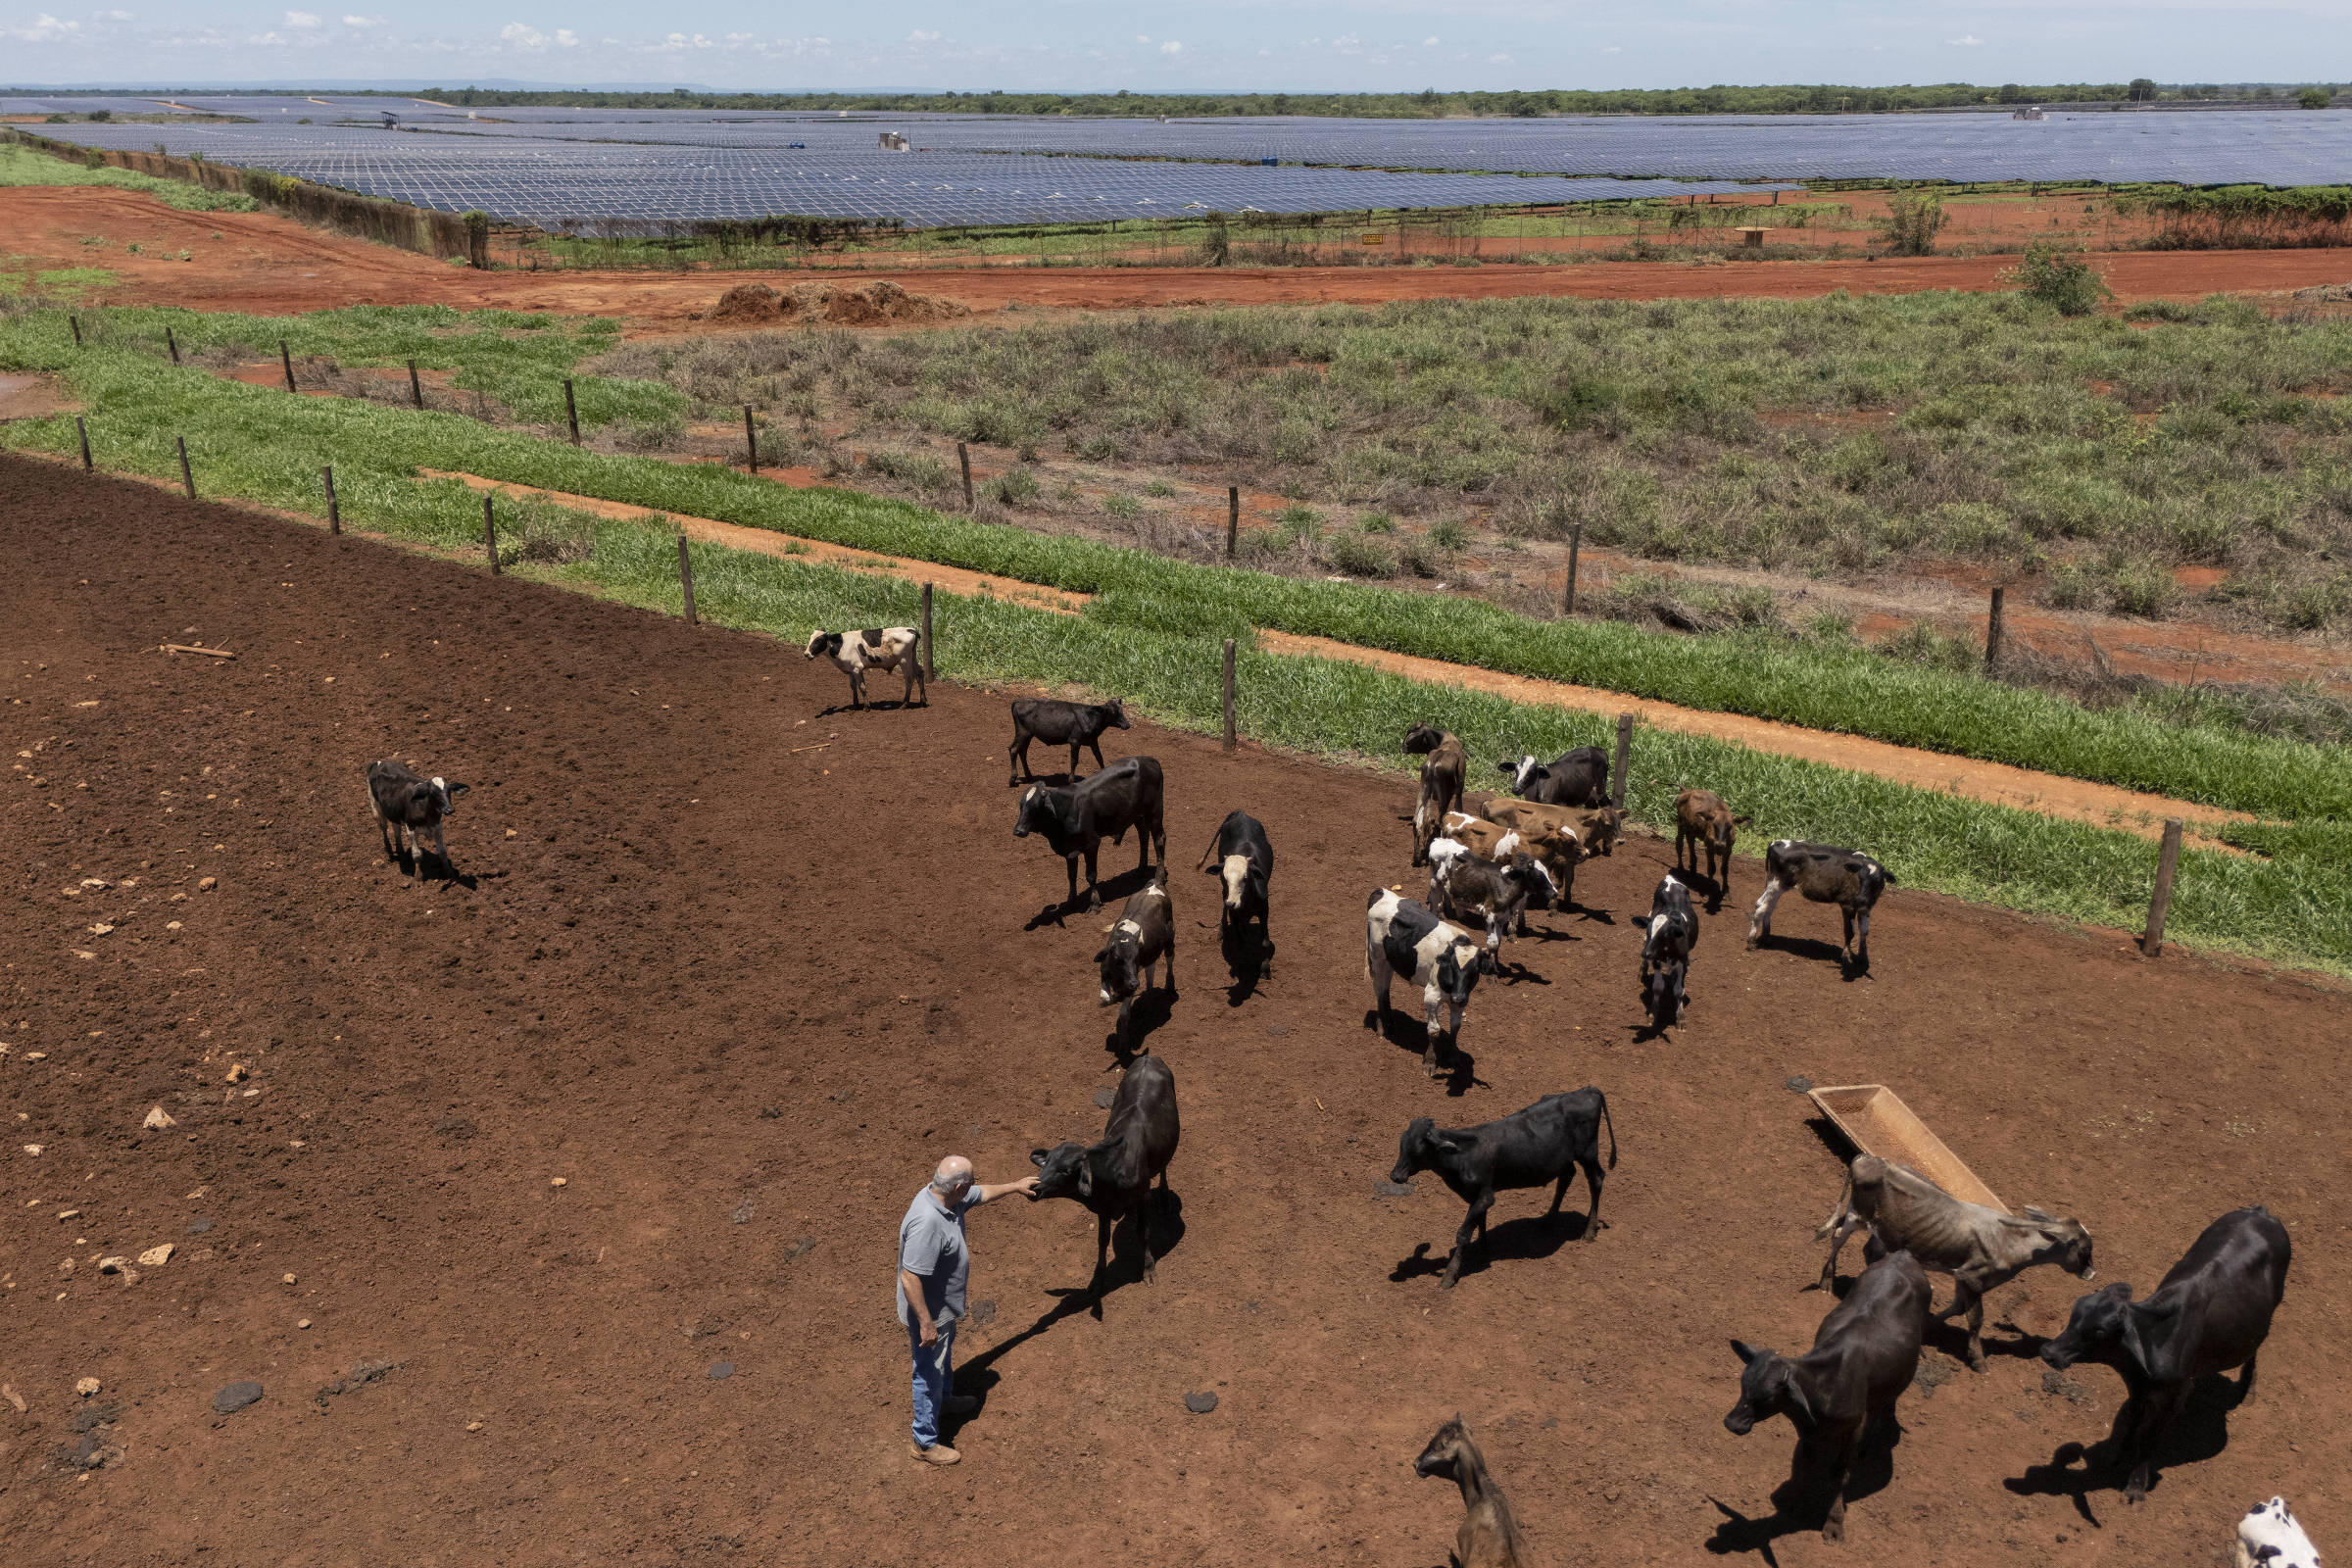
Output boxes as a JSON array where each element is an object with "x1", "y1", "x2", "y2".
[
  {"x1": 1783, "y1": 1376, "x2": 1813, "y2": 1427},
  {"x1": 1076, "y1": 1160, "x2": 1094, "y2": 1199},
  {"x1": 1091, "y1": 948, "x2": 1109, "y2": 964},
  {"x1": 1731, "y1": 1339, "x2": 1762, "y2": 1365},
  {"x1": 447, "y1": 781, "x2": 470, "y2": 797},
  {"x1": 1029, "y1": 1149, "x2": 1050, "y2": 1168}
]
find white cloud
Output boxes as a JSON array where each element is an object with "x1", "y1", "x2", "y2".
[
  {"x1": 1948, "y1": 32, "x2": 1984, "y2": 43},
  {"x1": 1158, "y1": 38, "x2": 1180, "y2": 53},
  {"x1": 906, "y1": 28, "x2": 939, "y2": 42},
  {"x1": 500, "y1": 21, "x2": 545, "y2": 45},
  {"x1": 1487, "y1": 51, "x2": 1511, "y2": 62},
  {"x1": 1136, "y1": 33, "x2": 1149, "y2": 42},
  {"x1": 1602, "y1": 44, "x2": 1621, "y2": 52},
  {"x1": 556, "y1": 26, "x2": 576, "y2": 44},
  {"x1": 96, "y1": 8, "x2": 131, "y2": 18},
  {"x1": 5, "y1": 10, "x2": 79, "y2": 38},
  {"x1": 1423, "y1": 35, "x2": 1439, "y2": 45},
  {"x1": 283, "y1": 10, "x2": 318, "y2": 26},
  {"x1": 342, "y1": 14, "x2": 382, "y2": 25}
]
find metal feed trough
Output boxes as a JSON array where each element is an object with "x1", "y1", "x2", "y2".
[{"x1": 1807, "y1": 1084, "x2": 2005, "y2": 1213}]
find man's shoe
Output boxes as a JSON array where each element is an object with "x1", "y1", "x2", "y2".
[
  {"x1": 909, "y1": 1442, "x2": 961, "y2": 1466},
  {"x1": 945, "y1": 1395, "x2": 980, "y2": 1416}
]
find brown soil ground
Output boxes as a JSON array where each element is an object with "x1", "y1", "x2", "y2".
[
  {"x1": 7, "y1": 186, "x2": 2351, "y2": 327},
  {"x1": 5, "y1": 453, "x2": 2348, "y2": 1566}
]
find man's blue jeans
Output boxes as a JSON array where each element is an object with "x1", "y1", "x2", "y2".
[{"x1": 907, "y1": 1320, "x2": 956, "y2": 1448}]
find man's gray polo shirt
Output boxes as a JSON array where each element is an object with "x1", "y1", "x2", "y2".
[{"x1": 896, "y1": 1186, "x2": 978, "y2": 1330}]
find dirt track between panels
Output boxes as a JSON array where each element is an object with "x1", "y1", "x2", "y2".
[{"x1": 3, "y1": 453, "x2": 2349, "y2": 1567}]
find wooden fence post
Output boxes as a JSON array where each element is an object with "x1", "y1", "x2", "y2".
[
  {"x1": 483, "y1": 493, "x2": 500, "y2": 574},
  {"x1": 1564, "y1": 520, "x2": 1583, "y2": 616},
  {"x1": 1222, "y1": 638, "x2": 1238, "y2": 753},
  {"x1": 2143, "y1": 818, "x2": 2183, "y2": 956},
  {"x1": 166, "y1": 326, "x2": 180, "y2": 366},
  {"x1": 957, "y1": 442, "x2": 974, "y2": 510},
  {"x1": 322, "y1": 465, "x2": 340, "y2": 534},
  {"x1": 1227, "y1": 486, "x2": 1240, "y2": 559},
  {"x1": 743, "y1": 405, "x2": 758, "y2": 473},
  {"x1": 408, "y1": 359, "x2": 423, "y2": 409},
  {"x1": 920, "y1": 581, "x2": 935, "y2": 679},
  {"x1": 564, "y1": 379, "x2": 580, "y2": 445},
  {"x1": 1611, "y1": 711, "x2": 1634, "y2": 808},
  {"x1": 69, "y1": 315, "x2": 81, "y2": 348},
  {"x1": 74, "y1": 416, "x2": 91, "y2": 471},
  {"x1": 1984, "y1": 586, "x2": 2006, "y2": 671},
  {"x1": 175, "y1": 436, "x2": 194, "y2": 498},
  {"x1": 279, "y1": 339, "x2": 296, "y2": 394},
  {"x1": 677, "y1": 533, "x2": 697, "y2": 625}
]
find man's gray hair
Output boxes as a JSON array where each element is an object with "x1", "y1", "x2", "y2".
[{"x1": 930, "y1": 1154, "x2": 973, "y2": 1194}]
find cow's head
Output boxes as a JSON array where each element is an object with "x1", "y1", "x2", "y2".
[
  {"x1": 1507, "y1": 852, "x2": 1560, "y2": 909},
  {"x1": 1434, "y1": 936, "x2": 1482, "y2": 1011},
  {"x1": 1217, "y1": 854, "x2": 1255, "y2": 914},
  {"x1": 2021, "y1": 1208, "x2": 2096, "y2": 1281},
  {"x1": 430, "y1": 776, "x2": 468, "y2": 817},
  {"x1": 1582, "y1": 806, "x2": 1626, "y2": 854},
  {"x1": 1412, "y1": 1415, "x2": 1471, "y2": 1481},
  {"x1": 2041, "y1": 1281, "x2": 2172, "y2": 1377},
  {"x1": 1499, "y1": 755, "x2": 1544, "y2": 795},
  {"x1": 1102, "y1": 699, "x2": 1131, "y2": 731},
  {"x1": 1390, "y1": 1116, "x2": 1468, "y2": 1185},
  {"x1": 1095, "y1": 920, "x2": 1144, "y2": 1004},
  {"x1": 1849, "y1": 856, "x2": 1893, "y2": 906},
  {"x1": 1401, "y1": 723, "x2": 1443, "y2": 756},
  {"x1": 1725, "y1": 1341, "x2": 1811, "y2": 1436},
  {"x1": 804, "y1": 630, "x2": 843, "y2": 662},
  {"x1": 1012, "y1": 785, "x2": 1050, "y2": 840},
  {"x1": 1028, "y1": 1142, "x2": 1094, "y2": 1201},
  {"x1": 1709, "y1": 810, "x2": 1746, "y2": 856}
]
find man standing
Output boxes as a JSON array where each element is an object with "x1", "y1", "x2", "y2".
[{"x1": 897, "y1": 1153, "x2": 1036, "y2": 1466}]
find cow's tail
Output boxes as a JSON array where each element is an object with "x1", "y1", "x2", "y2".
[
  {"x1": 1814, "y1": 1168, "x2": 1856, "y2": 1241},
  {"x1": 1597, "y1": 1089, "x2": 1617, "y2": 1170},
  {"x1": 1196, "y1": 827, "x2": 1224, "y2": 874}
]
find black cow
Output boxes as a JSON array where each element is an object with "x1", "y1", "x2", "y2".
[
  {"x1": 1014, "y1": 756, "x2": 1166, "y2": 911},
  {"x1": 1096, "y1": 869, "x2": 1176, "y2": 1047},
  {"x1": 1389, "y1": 1088, "x2": 1617, "y2": 1289},
  {"x1": 1029, "y1": 1051, "x2": 1182, "y2": 1292},
  {"x1": 1748, "y1": 839, "x2": 1894, "y2": 972},
  {"x1": 1497, "y1": 746, "x2": 1610, "y2": 808},
  {"x1": 365, "y1": 760, "x2": 468, "y2": 865},
  {"x1": 2040, "y1": 1206, "x2": 2292, "y2": 1503},
  {"x1": 1196, "y1": 809, "x2": 1273, "y2": 967},
  {"x1": 1726, "y1": 1250, "x2": 1932, "y2": 1544},
  {"x1": 1007, "y1": 697, "x2": 1130, "y2": 788},
  {"x1": 1634, "y1": 873, "x2": 1698, "y2": 1030}
]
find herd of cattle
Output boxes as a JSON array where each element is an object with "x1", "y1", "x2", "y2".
[{"x1": 363, "y1": 644, "x2": 2306, "y2": 1560}]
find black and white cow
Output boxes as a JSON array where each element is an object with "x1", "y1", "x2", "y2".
[
  {"x1": 1096, "y1": 869, "x2": 1176, "y2": 1047},
  {"x1": 1497, "y1": 745, "x2": 1610, "y2": 808},
  {"x1": 1013, "y1": 755, "x2": 1166, "y2": 911},
  {"x1": 1748, "y1": 839, "x2": 1894, "y2": 972},
  {"x1": 1634, "y1": 873, "x2": 1698, "y2": 1031},
  {"x1": 804, "y1": 626, "x2": 925, "y2": 710},
  {"x1": 1365, "y1": 889, "x2": 1486, "y2": 1079},
  {"x1": 365, "y1": 760, "x2": 467, "y2": 865},
  {"x1": 1196, "y1": 809, "x2": 1273, "y2": 965},
  {"x1": 1426, "y1": 837, "x2": 1558, "y2": 965}
]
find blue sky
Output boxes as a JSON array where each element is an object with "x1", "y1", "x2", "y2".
[{"x1": 5, "y1": 2, "x2": 2345, "y2": 92}]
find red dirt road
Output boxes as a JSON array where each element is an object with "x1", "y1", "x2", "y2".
[
  {"x1": 3, "y1": 454, "x2": 2348, "y2": 1566},
  {"x1": 9, "y1": 186, "x2": 2351, "y2": 326}
]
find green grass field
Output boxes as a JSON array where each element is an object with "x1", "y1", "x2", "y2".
[{"x1": 0, "y1": 142, "x2": 260, "y2": 213}]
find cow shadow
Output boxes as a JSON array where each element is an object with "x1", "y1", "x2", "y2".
[
  {"x1": 1748, "y1": 932, "x2": 1872, "y2": 981},
  {"x1": 1704, "y1": 1412, "x2": 1904, "y2": 1556},
  {"x1": 1022, "y1": 861, "x2": 1158, "y2": 932},
  {"x1": 1103, "y1": 990, "x2": 1175, "y2": 1062},
  {"x1": 2004, "y1": 1369, "x2": 2245, "y2": 1517},
  {"x1": 1389, "y1": 1208, "x2": 1595, "y2": 1285},
  {"x1": 1008, "y1": 768, "x2": 1083, "y2": 790},
  {"x1": 1216, "y1": 925, "x2": 1272, "y2": 1004},
  {"x1": 392, "y1": 848, "x2": 477, "y2": 891},
  {"x1": 1361, "y1": 1008, "x2": 1481, "y2": 1096},
  {"x1": 815, "y1": 697, "x2": 924, "y2": 718},
  {"x1": 1676, "y1": 868, "x2": 1730, "y2": 914}
]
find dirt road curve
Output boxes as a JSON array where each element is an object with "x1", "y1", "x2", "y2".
[
  {"x1": 10, "y1": 186, "x2": 2352, "y2": 325},
  {"x1": 3, "y1": 453, "x2": 2346, "y2": 1566}
]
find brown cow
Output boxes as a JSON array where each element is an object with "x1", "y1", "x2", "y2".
[
  {"x1": 1414, "y1": 1416, "x2": 1532, "y2": 1568},
  {"x1": 1404, "y1": 723, "x2": 1468, "y2": 867},
  {"x1": 1674, "y1": 789, "x2": 1748, "y2": 899},
  {"x1": 1439, "y1": 809, "x2": 1583, "y2": 923}
]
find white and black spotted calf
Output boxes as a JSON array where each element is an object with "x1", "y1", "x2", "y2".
[
  {"x1": 2237, "y1": 1497, "x2": 2321, "y2": 1568},
  {"x1": 1748, "y1": 839, "x2": 1894, "y2": 972},
  {"x1": 804, "y1": 626, "x2": 925, "y2": 710},
  {"x1": 366, "y1": 760, "x2": 467, "y2": 865},
  {"x1": 1096, "y1": 870, "x2": 1177, "y2": 1047},
  {"x1": 1365, "y1": 888, "x2": 1486, "y2": 1078}
]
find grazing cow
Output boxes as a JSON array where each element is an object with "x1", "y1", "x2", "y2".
[
  {"x1": 1816, "y1": 1154, "x2": 2094, "y2": 1371},
  {"x1": 1391, "y1": 1089, "x2": 1616, "y2": 1289},
  {"x1": 365, "y1": 760, "x2": 467, "y2": 865},
  {"x1": 1014, "y1": 756, "x2": 1166, "y2": 911},
  {"x1": 1028, "y1": 1052, "x2": 1181, "y2": 1291},
  {"x1": 1483, "y1": 796, "x2": 1625, "y2": 867},
  {"x1": 804, "y1": 626, "x2": 924, "y2": 710},
  {"x1": 1195, "y1": 810, "x2": 1273, "y2": 965},
  {"x1": 1497, "y1": 745, "x2": 1609, "y2": 808},
  {"x1": 1675, "y1": 789, "x2": 1748, "y2": 888},
  {"x1": 1427, "y1": 837, "x2": 1559, "y2": 964},
  {"x1": 1415, "y1": 1417, "x2": 1532, "y2": 1568},
  {"x1": 1726, "y1": 1250, "x2": 1931, "y2": 1544},
  {"x1": 1365, "y1": 890, "x2": 1486, "y2": 1078},
  {"x1": 1404, "y1": 723, "x2": 1468, "y2": 867},
  {"x1": 1748, "y1": 840, "x2": 1894, "y2": 971},
  {"x1": 1096, "y1": 869, "x2": 1176, "y2": 1047},
  {"x1": 1006, "y1": 697, "x2": 1130, "y2": 787},
  {"x1": 1633, "y1": 874, "x2": 1698, "y2": 1031},
  {"x1": 1440, "y1": 809, "x2": 1584, "y2": 918},
  {"x1": 2236, "y1": 1498, "x2": 2321, "y2": 1568},
  {"x1": 2041, "y1": 1206, "x2": 2292, "y2": 1503}
]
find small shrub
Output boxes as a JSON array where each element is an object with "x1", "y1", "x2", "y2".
[
  {"x1": 1077, "y1": 432, "x2": 1120, "y2": 462},
  {"x1": 1876, "y1": 188, "x2": 1946, "y2": 257},
  {"x1": 2104, "y1": 559, "x2": 2180, "y2": 618},
  {"x1": 1103, "y1": 493, "x2": 1142, "y2": 519},
  {"x1": 2001, "y1": 242, "x2": 2114, "y2": 317},
  {"x1": 1325, "y1": 531, "x2": 1396, "y2": 577},
  {"x1": 1874, "y1": 619, "x2": 1980, "y2": 674},
  {"x1": 1806, "y1": 611, "x2": 1857, "y2": 643},
  {"x1": 617, "y1": 416, "x2": 685, "y2": 452},
  {"x1": 2299, "y1": 87, "x2": 2332, "y2": 110},
  {"x1": 986, "y1": 465, "x2": 1041, "y2": 507},
  {"x1": 497, "y1": 509, "x2": 597, "y2": 567},
  {"x1": 1144, "y1": 478, "x2": 1176, "y2": 498},
  {"x1": 1357, "y1": 511, "x2": 1395, "y2": 533},
  {"x1": 2042, "y1": 561, "x2": 2100, "y2": 609},
  {"x1": 1274, "y1": 504, "x2": 1323, "y2": 545},
  {"x1": 1395, "y1": 537, "x2": 1441, "y2": 577},
  {"x1": 1425, "y1": 517, "x2": 1471, "y2": 552}
]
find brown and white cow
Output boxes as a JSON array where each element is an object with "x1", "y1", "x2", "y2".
[
  {"x1": 1404, "y1": 723, "x2": 1468, "y2": 867},
  {"x1": 1438, "y1": 809, "x2": 1583, "y2": 921},
  {"x1": 805, "y1": 626, "x2": 925, "y2": 710}
]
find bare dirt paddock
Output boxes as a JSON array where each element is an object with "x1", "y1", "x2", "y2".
[{"x1": 1, "y1": 453, "x2": 2347, "y2": 1567}]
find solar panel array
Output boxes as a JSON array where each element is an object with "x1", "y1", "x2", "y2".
[{"x1": 30, "y1": 119, "x2": 1777, "y2": 228}]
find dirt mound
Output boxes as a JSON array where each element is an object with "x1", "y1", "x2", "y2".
[
  {"x1": 705, "y1": 278, "x2": 968, "y2": 325},
  {"x1": 2290, "y1": 281, "x2": 2352, "y2": 303}
]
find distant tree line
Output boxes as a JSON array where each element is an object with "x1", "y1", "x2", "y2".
[{"x1": 367, "y1": 82, "x2": 2345, "y2": 118}]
